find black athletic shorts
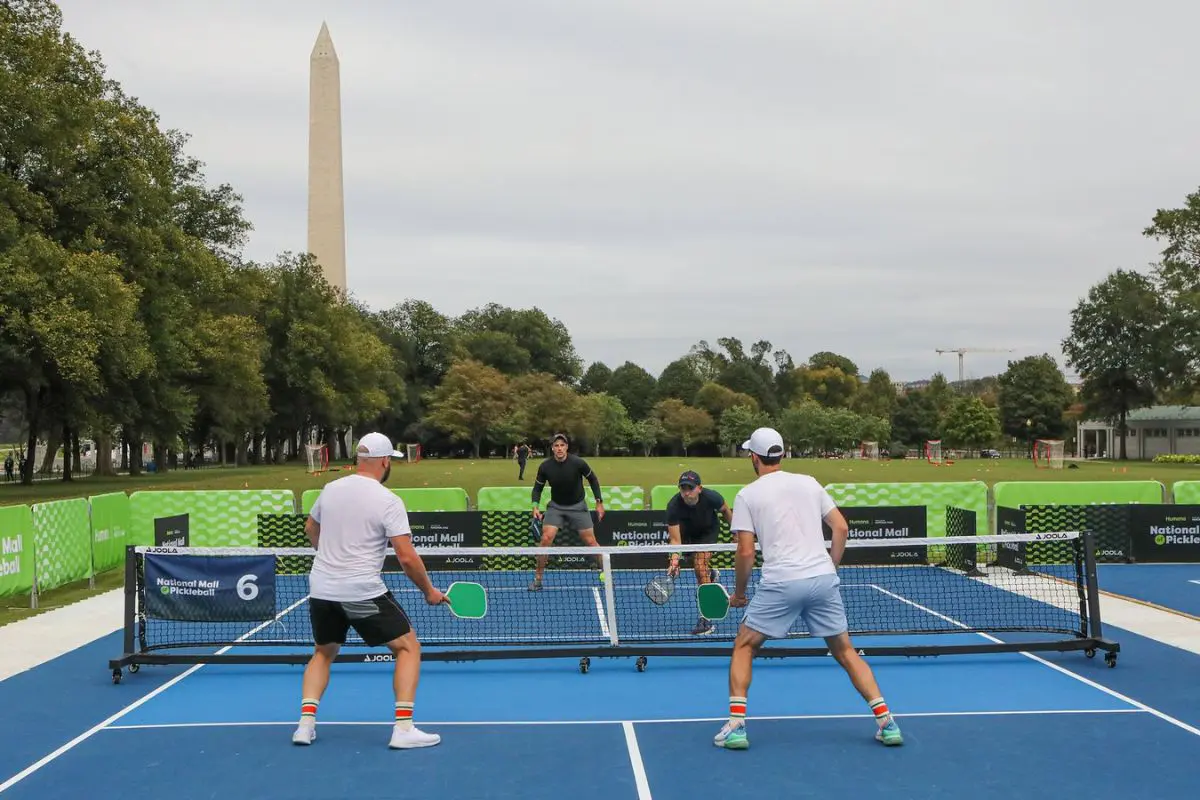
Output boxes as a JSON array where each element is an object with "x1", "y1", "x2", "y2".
[
  {"x1": 309, "y1": 591, "x2": 412, "y2": 647},
  {"x1": 681, "y1": 526, "x2": 720, "y2": 547}
]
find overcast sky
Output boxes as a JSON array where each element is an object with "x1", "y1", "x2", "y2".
[{"x1": 54, "y1": 0, "x2": 1200, "y2": 382}]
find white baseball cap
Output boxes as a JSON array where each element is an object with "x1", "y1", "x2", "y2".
[
  {"x1": 356, "y1": 432, "x2": 402, "y2": 458},
  {"x1": 742, "y1": 427, "x2": 785, "y2": 458}
]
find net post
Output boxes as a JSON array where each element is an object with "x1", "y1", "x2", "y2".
[
  {"x1": 122, "y1": 545, "x2": 137, "y2": 655},
  {"x1": 1080, "y1": 530, "x2": 1105, "y2": 640},
  {"x1": 600, "y1": 552, "x2": 619, "y2": 646}
]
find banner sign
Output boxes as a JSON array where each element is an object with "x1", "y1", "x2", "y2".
[
  {"x1": 1129, "y1": 505, "x2": 1200, "y2": 563},
  {"x1": 0, "y1": 504, "x2": 34, "y2": 598},
  {"x1": 824, "y1": 505, "x2": 928, "y2": 565},
  {"x1": 143, "y1": 553, "x2": 276, "y2": 622},
  {"x1": 403, "y1": 511, "x2": 483, "y2": 570},
  {"x1": 154, "y1": 514, "x2": 190, "y2": 547}
]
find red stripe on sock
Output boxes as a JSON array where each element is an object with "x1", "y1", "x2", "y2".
[
  {"x1": 301, "y1": 704, "x2": 317, "y2": 715},
  {"x1": 395, "y1": 708, "x2": 413, "y2": 719},
  {"x1": 729, "y1": 704, "x2": 746, "y2": 715},
  {"x1": 872, "y1": 703, "x2": 889, "y2": 717}
]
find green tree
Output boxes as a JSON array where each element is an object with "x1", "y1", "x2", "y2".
[
  {"x1": 607, "y1": 361, "x2": 657, "y2": 420},
  {"x1": 891, "y1": 389, "x2": 939, "y2": 447},
  {"x1": 653, "y1": 398, "x2": 713, "y2": 455},
  {"x1": 579, "y1": 361, "x2": 613, "y2": 394},
  {"x1": 455, "y1": 303, "x2": 581, "y2": 382},
  {"x1": 1062, "y1": 270, "x2": 1170, "y2": 459},
  {"x1": 853, "y1": 368, "x2": 898, "y2": 419},
  {"x1": 576, "y1": 393, "x2": 632, "y2": 455},
  {"x1": 509, "y1": 373, "x2": 581, "y2": 443},
  {"x1": 628, "y1": 417, "x2": 664, "y2": 456},
  {"x1": 717, "y1": 405, "x2": 772, "y2": 455},
  {"x1": 1142, "y1": 190, "x2": 1200, "y2": 397},
  {"x1": 996, "y1": 355, "x2": 1074, "y2": 447},
  {"x1": 424, "y1": 360, "x2": 512, "y2": 457},
  {"x1": 940, "y1": 396, "x2": 1000, "y2": 452},
  {"x1": 655, "y1": 357, "x2": 703, "y2": 402},
  {"x1": 776, "y1": 401, "x2": 827, "y2": 455}
]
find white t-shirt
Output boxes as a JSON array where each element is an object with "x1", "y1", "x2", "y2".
[
  {"x1": 730, "y1": 470, "x2": 838, "y2": 583},
  {"x1": 307, "y1": 474, "x2": 411, "y2": 602}
]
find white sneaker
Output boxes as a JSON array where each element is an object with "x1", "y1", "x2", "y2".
[
  {"x1": 388, "y1": 725, "x2": 441, "y2": 749},
  {"x1": 292, "y1": 721, "x2": 316, "y2": 746}
]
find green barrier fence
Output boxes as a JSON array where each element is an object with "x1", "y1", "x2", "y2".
[
  {"x1": 993, "y1": 481, "x2": 1165, "y2": 509},
  {"x1": 89, "y1": 492, "x2": 132, "y2": 573},
  {"x1": 129, "y1": 490, "x2": 297, "y2": 547},
  {"x1": 478, "y1": 485, "x2": 645, "y2": 511},
  {"x1": 301, "y1": 487, "x2": 470, "y2": 514},
  {"x1": 1173, "y1": 481, "x2": 1200, "y2": 504},
  {"x1": 0, "y1": 504, "x2": 34, "y2": 598},
  {"x1": 31, "y1": 498, "x2": 92, "y2": 592},
  {"x1": 826, "y1": 482, "x2": 990, "y2": 537}
]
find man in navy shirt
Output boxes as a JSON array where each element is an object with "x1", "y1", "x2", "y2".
[{"x1": 666, "y1": 470, "x2": 733, "y2": 635}]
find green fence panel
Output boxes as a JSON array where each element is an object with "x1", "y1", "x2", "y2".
[
  {"x1": 478, "y1": 485, "x2": 644, "y2": 511},
  {"x1": 31, "y1": 498, "x2": 92, "y2": 591},
  {"x1": 826, "y1": 481, "x2": 989, "y2": 537},
  {"x1": 0, "y1": 504, "x2": 34, "y2": 598},
  {"x1": 1173, "y1": 481, "x2": 1200, "y2": 504},
  {"x1": 650, "y1": 484, "x2": 745, "y2": 509},
  {"x1": 130, "y1": 490, "x2": 297, "y2": 547},
  {"x1": 302, "y1": 487, "x2": 469, "y2": 513},
  {"x1": 993, "y1": 481, "x2": 1165, "y2": 509},
  {"x1": 89, "y1": 492, "x2": 132, "y2": 573}
]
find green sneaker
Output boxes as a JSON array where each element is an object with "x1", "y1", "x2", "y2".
[
  {"x1": 875, "y1": 720, "x2": 903, "y2": 746},
  {"x1": 714, "y1": 721, "x2": 748, "y2": 750}
]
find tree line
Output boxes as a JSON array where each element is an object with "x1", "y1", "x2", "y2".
[{"x1": 2, "y1": 1, "x2": 1197, "y2": 483}]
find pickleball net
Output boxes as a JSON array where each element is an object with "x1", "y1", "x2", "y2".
[{"x1": 109, "y1": 531, "x2": 1119, "y2": 679}]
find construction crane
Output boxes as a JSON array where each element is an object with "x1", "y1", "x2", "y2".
[{"x1": 934, "y1": 348, "x2": 1016, "y2": 384}]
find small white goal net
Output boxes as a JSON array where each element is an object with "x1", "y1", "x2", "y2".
[
  {"x1": 305, "y1": 443, "x2": 329, "y2": 475},
  {"x1": 405, "y1": 443, "x2": 422, "y2": 464},
  {"x1": 925, "y1": 440, "x2": 943, "y2": 465},
  {"x1": 860, "y1": 441, "x2": 879, "y2": 460},
  {"x1": 1033, "y1": 439, "x2": 1065, "y2": 469}
]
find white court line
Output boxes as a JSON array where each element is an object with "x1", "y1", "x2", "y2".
[
  {"x1": 1189, "y1": 580, "x2": 1200, "y2": 585},
  {"x1": 101, "y1": 708, "x2": 1145, "y2": 730},
  {"x1": 622, "y1": 722, "x2": 653, "y2": 800},
  {"x1": 592, "y1": 587, "x2": 610, "y2": 640},
  {"x1": 869, "y1": 584, "x2": 1200, "y2": 739},
  {"x1": 0, "y1": 595, "x2": 311, "y2": 796}
]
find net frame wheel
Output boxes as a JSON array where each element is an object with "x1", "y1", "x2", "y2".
[
  {"x1": 129, "y1": 663, "x2": 140, "y2": 673},
  {"x1": 635, "y1": 656, "x2": 647, "y2": 672},
  {"x1": 1105, "y1": 652, "x2": 1117, "y2": 668},
  {"x1": 579, "y1": 657, "x2": 590, "y2": 674},
  {"x1": 1085, "y1": 648, "x2": 1096, "y2": 658},
  {"x1": 111, "y1": 669, "x2": 122, "y2": 684}
]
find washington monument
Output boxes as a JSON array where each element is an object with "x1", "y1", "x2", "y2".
[{"x1": 308, "y1": 22, "x2": 347, "y2": 292}]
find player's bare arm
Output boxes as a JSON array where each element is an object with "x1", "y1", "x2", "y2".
[
  {"x1": 825, "y1": 508, "x2": 849, "y2": 567},
  {"x1": 730, "y1": 529, "x2": 755, "y2": 607},
  {"x1": 305, "y1": 516, "x2": 321, "y2": 549},
  {"x1": 721, "y1": 503, "x2": 733, "y2": 526},
  {"x1": 390, "y1": 535, "x2": 447, "y2": 605}
]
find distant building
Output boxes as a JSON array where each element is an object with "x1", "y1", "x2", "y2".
[{"x1": 1076, "y1": 405, "x2": 1200, "y2": 459}]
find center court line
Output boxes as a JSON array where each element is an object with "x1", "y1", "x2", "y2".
[
  {"x1": 100, "y1": 709, "x2": 1146, "y2": 730},
  {"x1": 622, "y1": 722, "x2": 653, "y2": 800},
  {"x1": 870, "y1": 585, "x2": 1200, "y2": 739},
  {"x1": 0, "y1": 595, "x2": 311, "y2": 796}
]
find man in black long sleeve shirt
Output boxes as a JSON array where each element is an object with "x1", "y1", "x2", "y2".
[{"x1": 529, "y1": 433, "x2": 605, "y2": 591}]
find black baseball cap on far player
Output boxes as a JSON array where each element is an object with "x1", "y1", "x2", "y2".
[
  {"x1": 678, "y1": 470, "x2": 701, "y2": 488},
  {"x1": 551, "y1": 433, "x2": 569, "y2": 445}
]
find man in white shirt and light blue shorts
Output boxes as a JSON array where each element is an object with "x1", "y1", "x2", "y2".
[{"x1": 713, "y1": 427, "x2": 903, "y2": 750}]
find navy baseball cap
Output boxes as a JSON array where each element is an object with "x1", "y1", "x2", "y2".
[
  {"x1": 551, "y1": 433, "x2": 569, "y2": 445},
  {"x1": 678, "y1": 470, "x2": 701, "y2": 488}
]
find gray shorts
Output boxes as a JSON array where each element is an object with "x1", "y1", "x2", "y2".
[
  {"x1": 743, "y1": 573, "x2": 848, "y2": 639},
  {"x1": 542, "y1": 501, "x2": 595, "y2": 534}
]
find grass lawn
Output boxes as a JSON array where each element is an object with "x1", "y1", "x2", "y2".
[{"x1": 2, "y1": 455, "x2": 1197, "y2": 628}]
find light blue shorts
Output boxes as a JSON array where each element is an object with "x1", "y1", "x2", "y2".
[{"x1": 743, "y1": 573, "x2": 848, "y2": 639}]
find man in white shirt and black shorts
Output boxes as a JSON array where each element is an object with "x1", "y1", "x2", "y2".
[
  {"x1": 713, "y1": 427, "x2": 903, "y2": 750},
  {"x1": 292, "y1": 432, "x2": 448, "y2": 750}
]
